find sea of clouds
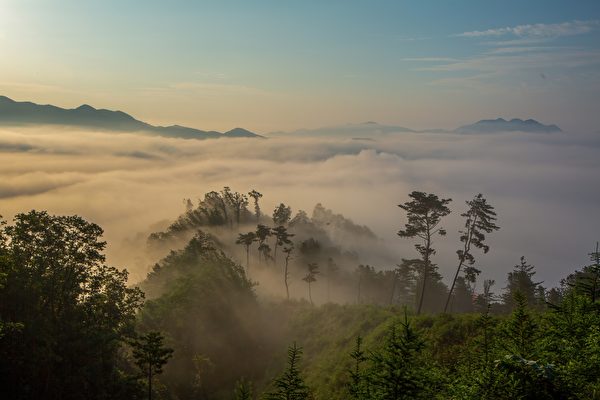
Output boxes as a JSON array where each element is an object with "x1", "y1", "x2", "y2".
[{"x1": 0, "y1": 126, "x2": 598, "y2": 288}]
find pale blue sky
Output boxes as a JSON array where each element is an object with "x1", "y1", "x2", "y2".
[{"x1": 1, "y1": 0, "x2": 599, "y2": 131}]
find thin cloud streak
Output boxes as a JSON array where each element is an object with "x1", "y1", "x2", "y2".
[{"x1": 457, "y1": 20, "x2": 600, "y2": 38}]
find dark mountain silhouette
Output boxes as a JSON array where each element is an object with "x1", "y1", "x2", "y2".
[
  {"x1": 0, "y1": 95, "x2": 262, "y2": 139},
  {"x1": 455, "y1": 118, "x2": 562, "y2": 134},
  {"x1": 269, "y1": 118, "x2": 562, "y2": 137},
  {"x1": 223, "y1": 127, "x2": 263, "y2": 138}
]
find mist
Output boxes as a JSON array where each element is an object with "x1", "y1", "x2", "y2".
[{"x1": 0, "y1": 125, "x2": 598, "y2": 288}]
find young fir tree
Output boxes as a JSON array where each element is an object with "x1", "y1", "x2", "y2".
[
  {"x1": 265, "y1": 343, "x2": 310, "y2": 400},
  {"x1": 131, "y1": 331, "x2": 174, "y2": 400},
  {"x1": 502, "y1": 256, "x2": 543, "y2": 311},
  {"x1": 502, "y1": 291, "x2": 538, "y2": 359},
  {"x1": 567, "y1": 242, "x2": 600, "y2": 302},
  {"x1": 348, "y1": 336, "x2": 370, "y2": 400},
  {"x1": 368, "y1": 312, "x2": 436, "y2": 399},
  {"x1": 445, "y1": 194, "x2": 499, "y2": 313},
  {"x1": 398, "y1": 191, "x2": 451, "y2": 314},
  {"x1": 233, "y1": 378, "x2": 253, "y2": 400}
]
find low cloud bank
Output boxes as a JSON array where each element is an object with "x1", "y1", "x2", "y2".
[{"x1": 0, "y1": 126, "x2": 598, "y2": 287}]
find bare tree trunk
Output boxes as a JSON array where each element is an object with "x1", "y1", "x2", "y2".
[
  {"x1": 245, "y1": 246, "x2": 250, "y2": 275},
  {"x1": 148, "y1": 366, "x2": 152, "y2": 400},
  {"x1": 444, "y1": 215, "x2": 477, "y2": 313},
  {"x1": 417, "y1": 230, "x2": 431, "y2": 315},
  {"x1": 284, "y1": 258, "x2": 290, "y2": 300}
]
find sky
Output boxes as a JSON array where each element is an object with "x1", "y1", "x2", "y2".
[{"x1": 1, "y1": 0, "x2": 600, "y2": 132}]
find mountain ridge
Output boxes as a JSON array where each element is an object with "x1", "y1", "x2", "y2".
[
  {"x1": 269, "y1": 118, "x2": 562, "y2": 137},
  {"x1": 0, "y1": 95, "x2": 262, "y2": 140}
]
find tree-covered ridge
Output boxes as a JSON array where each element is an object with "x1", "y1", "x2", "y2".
[{"x1": 1, "y1": 190, "x2": 599, "y2": 399}]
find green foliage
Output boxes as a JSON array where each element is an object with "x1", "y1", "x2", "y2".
[
  {"x1": 138, "y1": 231, "x2": 262, "y2": 399},
  {"x1": 265, "y1": 343, "x2": 310, "y2": 400},
  {"x1": 367, "y1": 313, "x2": 439, "y2": 399},
  {"x1": 347, "y1": 336, "x2": 369, "y2": 400},
  {"x1": 0, "y1": 211, "x2": 145, "y2": 400},
  {"x1": 233, "y1": 378, "x2": 254, "y2": 400}
]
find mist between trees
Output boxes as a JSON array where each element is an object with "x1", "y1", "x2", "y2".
[{"x1": 1, "y1": 186, "x2": 599, "y2": 399}]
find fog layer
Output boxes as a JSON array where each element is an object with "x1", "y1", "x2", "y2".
[{"x1": 0, "y1": 126, "x2": 598, "y2": 286}]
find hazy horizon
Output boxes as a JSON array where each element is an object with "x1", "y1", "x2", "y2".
[{"x1": 1, "y1": 125, "x2": 598, "y2": 291}]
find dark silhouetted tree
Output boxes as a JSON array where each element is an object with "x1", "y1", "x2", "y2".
[
  {"x1": 565, "y1": 242, "x2": 600, "y2": 302},
  {"x1": 224, "y1": 189, "x2": 249, "y2": 226},
  {"x1": 236, "y1": 232, "x2": 257, "y2": 274},
  {"x1": 272, "y1": 203, "x2": 292, "y2": 226},
  {"x1": 255, "y1": 224, "x2": 272, "y2": 262},
  {"x1": 445, "y1": 194, "x2": 499, "y2": 313},
  {"x1": 303, "y1": 263, "x2": 319, "y2": 305},
  {"x1": 398, "y1": 191, "x2": 451, "y2": 314},
  {"x1": 132, "y1": 331, "x2": 174, "y2": 400},
  {"x1": 248, "y1": 190, "x2": 263, "y2": 224},
  {"x1": 502, "y1": 256, "x2": 542, "y2": 310},
  {"x1": 0, "y1": 211, "x2": 145, "y2": 400},
  {"x1": 272, "y1": 225, "x2": 294, "y2": 263}
]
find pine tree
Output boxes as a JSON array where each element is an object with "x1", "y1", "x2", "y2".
[
  {"x1": 265, "y1": 343, "x2": 310, "y2": 400},
  {"x1": 445, "y1": 194, "x2": 499, "y2": 313},
  {"x1": 248, "y1": 190, "x2": 263, "y2": 224},
  {"x1": 236, "y1": 232, "x2": 257, "y2": 274},
  {"x1": 368, "y1": 312, "x2": 435, "y2": 399},
  {"x1": 233, "y1": 378, "x2": 253, "y2": 400},
  {"x1": 131, "y1": 331, "x2": 174, "y2": 400},
  {"x1": 502, "y1": 256, "x2": 542, "y2": 311},
  {"x1": 302, "y1": 263, "x2": 319, "y2": 305},
  {"x1": 348, "y1": 336, "x2": 370, "y2": 400},
  {"x1": 502, "y1": 292, "x2": 538, "y2": 359},
  {"x1": 398, "y1": 191, "x2": 451, "y2": 314}
]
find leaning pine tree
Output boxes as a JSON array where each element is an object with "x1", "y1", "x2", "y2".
[
  {"x1": 444, "y1": 193, "x2": 499, "y2": 313},
  {"x1": 398, "y1": 191, "x2": 451, "y2": 314}
]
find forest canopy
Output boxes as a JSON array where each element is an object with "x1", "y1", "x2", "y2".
[{"x1": 1, "y1": 188, "x2": 599, "y2": 399}]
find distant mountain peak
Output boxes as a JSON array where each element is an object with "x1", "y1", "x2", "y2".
[
  {"x1": 76, "y1": 104, "x2": 95, "y2": 111},
  {"x1": 0, "y1": 95, "x2": 262, "y2": 140},
  {"x1": 456, "y1": 118, "x2": 561, "y2": 134},
  {"x1": 224, "y1": 127, "x2": 263, "y2": 138}
]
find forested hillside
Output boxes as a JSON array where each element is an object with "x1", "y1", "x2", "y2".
[{"x1": 1, "y1": 188, "x2": 599, "y2": 399}]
